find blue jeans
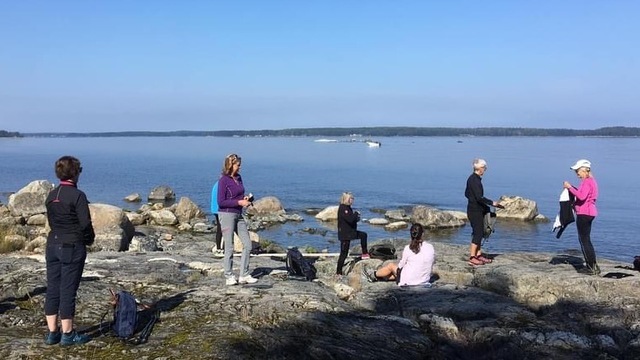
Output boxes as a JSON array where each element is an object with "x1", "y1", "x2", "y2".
[
  {"x1": 44, "y1": 242, "x2": 86, "y2": 319},
  {"x1": 218, "y1": 212, "x2": 252, "y2": 278}
]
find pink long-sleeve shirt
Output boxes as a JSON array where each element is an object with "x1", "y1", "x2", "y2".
[{"x1": 568, "y1": 176, "x2": 598, "y2": 217}]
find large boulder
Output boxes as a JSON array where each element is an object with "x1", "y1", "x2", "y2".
[
  {"x1": 233, "y1": 231, "x2": 260, "y2": 252},
  {"x1": 496, "y1": 195, "x2": 540, "y2": 221},
  {"x1": 7, "y1": 180, "x2": 54, "y2": 217},
  {"x1": 148, "y1": 185, "x2": 176, "y2": 202},
  {"x1": 315, "y1": 205, "x2": 339, "y2": 222},
  {"x1": 174, "y1": 197, "x2": 206, "y2": 224},
  {"x1": 245, "y1": 196, "x2": 284, "y2": 216},
  {"x1": 148, "y1": 209, "x2": 178, "y2": 226},
  {"x1": 88, "y1": 203, "x2": 135, "y2": 251},
  {"x1": 411, "y1": 205, "x2": 465, "y2": 229}
]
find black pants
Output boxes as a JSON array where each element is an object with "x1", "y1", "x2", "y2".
[
  {"x1": 336, "y1": 231, "x2": 368, "y2": 275},
  {"x1": 576, "y1": 215, "x2": 598, "y2": 270},
  {"x1": 468, "y1": 210, "x2": 485, "y2": 246},
  {"x1": 214, "y1": 214, "x2": 223, "y2": 249},
  {"x1": 45, "y1": 242, "x2": 86, "y2": 319}
]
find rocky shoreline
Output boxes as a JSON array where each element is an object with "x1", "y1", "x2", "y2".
[
  {"x1": 2, "y1": 182, "x2": 640, "y2": 359},
  {"x1": 2, "y1": 230, "x2": 640, "y2": 359}
]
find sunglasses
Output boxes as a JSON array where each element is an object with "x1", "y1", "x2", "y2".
[{"x1": 227, "y1": 154, "x2": 241, "y2": 162}]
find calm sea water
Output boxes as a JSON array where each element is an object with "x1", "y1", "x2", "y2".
[{"x1": 1, "y1": 136, "x2": 638, "y2": 263}]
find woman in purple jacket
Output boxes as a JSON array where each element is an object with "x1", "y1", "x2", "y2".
[
  {"x1": 217, "y1": 154, "x2": 257, "y2": 285},
  {"x1": 564, "y1": 159, "x2": 600, "y2": 275}
]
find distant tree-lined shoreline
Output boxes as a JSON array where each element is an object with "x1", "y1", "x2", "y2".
[
  {"x1": 18, "y1": 126, "x2": 640, "y2": 138},
  {"x1": 0, "y1": 130, "x2": 22, "y2": 138}
]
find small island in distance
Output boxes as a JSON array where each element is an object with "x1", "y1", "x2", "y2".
[{"x1": 2, "y1": 126, "x2": 640, "y2": 138}]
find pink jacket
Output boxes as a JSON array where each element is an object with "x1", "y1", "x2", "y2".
[{"x1": 568, "y1": 176, "x2": 598, "y2": 217}]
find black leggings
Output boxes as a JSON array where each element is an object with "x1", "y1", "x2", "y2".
[
  {"x1": 468, "y1": 211, "x2": 485, "y2": 246},
  {"x1": 336, "y1": 231, "x2": 368, "y2": 275},
  {"x1": 576, "y1": 215, "x2": 598, "y2": 270},
  {"x1": 214, "y1": 214, "x2": 222, "y2": 249}
]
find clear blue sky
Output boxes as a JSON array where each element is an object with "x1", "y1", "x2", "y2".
[{"x1": 1, "y1": 1, "x2": 638, "y2": 132}]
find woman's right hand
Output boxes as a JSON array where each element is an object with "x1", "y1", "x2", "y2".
[{"x1": 238, "y1": 199, "x2": 251, "y2": 207}]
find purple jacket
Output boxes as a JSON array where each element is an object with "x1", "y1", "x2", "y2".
[{"x1": 217, "y1": 174, "x2": 245, "y2": 214}]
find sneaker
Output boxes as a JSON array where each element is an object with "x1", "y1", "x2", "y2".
[
  {"x1": 361, "y1": 267, "x2": 377, "y2": 283},
  {"x1": 238, "y1": 275, "x2": 258, "y2": 284},
  {"x1": 60, "y1": 330, "x2": 90, "y2": 346},
  {"x1": 361, "y1": 253, "x2": 370, "y2": 260},
  {"x1": 225, "y1": 276, "x2": 238, "y2": 286},
  {"x1": 44, "y1": 330, "x2": 61, "y2": 345}
]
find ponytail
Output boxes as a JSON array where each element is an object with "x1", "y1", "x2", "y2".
[{"x1": 409, "y1": 223, "x2": 424, "y2": 254}]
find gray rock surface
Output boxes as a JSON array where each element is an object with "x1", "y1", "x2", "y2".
[{"x1": 2, "y1": 231, "x2": 639, "y2": 359}]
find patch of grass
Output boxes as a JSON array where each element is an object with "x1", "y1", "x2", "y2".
[
  {"x1": 303, "y1": 246, "x2": 318, "y2": 253},
  {"x1": 259, "y1": 238, "x2": 275, "y2": 248},
  {"x1": 15, "y1": 299, "x2": 37, "y2": 311},
  {"x1": 0, "y1": 224, "x2": 27, "y2": 253}
]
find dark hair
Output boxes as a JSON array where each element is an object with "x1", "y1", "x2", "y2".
[
  {"x1": 55, "y1": 156, "x2": 82, "y2": 181},
  {"x1": 409, "y1": 223, "x2": 424, "y2": 254}
]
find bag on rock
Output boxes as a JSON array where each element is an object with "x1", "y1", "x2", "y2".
[
  {"x1": 101, "y1": 289, "x2": 159, "y2": 344},
  {"x1": 368, "y1": 244, "x2": 397, "y2": 260},
  {"x1": 113, "y1": 290, "x2": 138, "y2": 338},
  {"x1": 286, "y1": 247, "x2": 317, "y2": 281}
]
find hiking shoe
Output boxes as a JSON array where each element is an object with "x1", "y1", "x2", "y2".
[
  {"x1": 361, "y1": 267, "x2": 377, "y2": 282},
  {"x1": 44, "y1": 330, "x2": 61, "y2": 345},
  {"x1": 225, "y1": 277, "x2": 238, "y2": 286},
  {"x1": 361, "y1": 253, "x2": 370, "y2": 260},
  {"x1": 468, "y1": 256, "x2": 484, "y2": 266},
  {"x1": 238, "y1": 275, "x2": 258, "y2": 284},
  {"x1": 60, "y1": 331, "x2": 90, "y2": 346}
]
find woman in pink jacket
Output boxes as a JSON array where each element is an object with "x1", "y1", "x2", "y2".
[{"x1": 564, "y1": 159, "x2": 600, "y2": 275}]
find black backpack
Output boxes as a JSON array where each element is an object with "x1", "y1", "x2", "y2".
[
  {"x1": 286, "y1": 247, "x2": 317, "y2": 281},
  {"x1": 369, "y1": 244, "x2": 397, "y2": 260}
]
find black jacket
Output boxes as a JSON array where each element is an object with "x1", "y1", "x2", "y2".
[
  {"x1": 553, "y1": 188, "x2": 575, "y2": 239},
  {"x1": 337, "y1": 204, "x2": 359, "y2": 241},
  {"x1": 465, "y1": 173, "x2": 493, "y2": 213},
  {"x1": 45, "y1": 181, "x2": 95, "y2": 245}
]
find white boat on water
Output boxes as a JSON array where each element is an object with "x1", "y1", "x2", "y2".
[
  {"x1": 365, "y1": 140, "x2": 382, "y2": 147},
  {"x1": 314, "y1": 138, "x2": 338, "y2": 143}
]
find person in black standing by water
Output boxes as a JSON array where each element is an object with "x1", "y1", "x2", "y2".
[
  {"x1": 465, "y1": 158, "x2": 502, "y2": 266},
  {"x1": 210, "y1": 179, "x2": 223, "y2": 255},
  {"x1": 43, "y1": 156, "x2": 95, "y2": 346},
  {"x1": 336, "y1": 192, "x2": 370, "y2": 277}
]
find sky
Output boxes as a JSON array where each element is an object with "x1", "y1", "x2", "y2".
[{"x1": 1, "y1": 1, "x2": 639, "y2": 132}]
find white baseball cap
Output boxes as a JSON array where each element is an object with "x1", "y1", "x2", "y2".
[{"x1": 570, "y1": 159, "x2": 591, "y2": 170}]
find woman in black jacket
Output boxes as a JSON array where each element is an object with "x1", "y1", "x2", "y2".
[
  {"x1": 336, "y1": 192, "x2": 369, "y2": 275},
  {"x1": 43, "y1": 156, "x2": 95, "y2": 346},
  {"x1": 465, "y1": 158, "x2": 502, "y2": 266}
]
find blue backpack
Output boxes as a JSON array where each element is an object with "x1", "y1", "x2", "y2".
[
  {"x1": 101, "y1": 289, "x2": 159, "y2": 344},
  {"x1": 113, "y1": 291, "x2": 138, "y2": 338}
]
